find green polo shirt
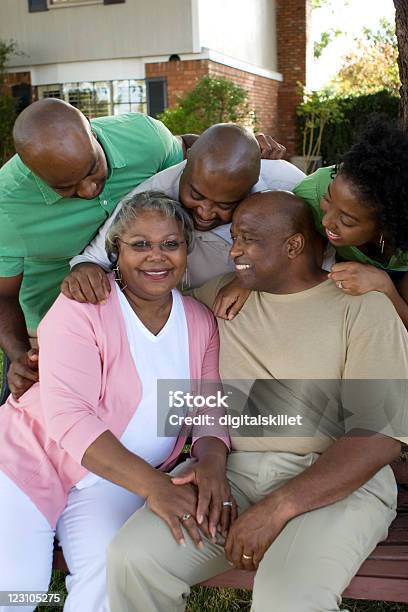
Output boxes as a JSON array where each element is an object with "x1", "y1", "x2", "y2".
[
  {"x1": 293, "y1": 166, "x2": 408, "y2": 272},
  {"x1": 0, "y1": 113, "x2": 183, "y2": 329}
]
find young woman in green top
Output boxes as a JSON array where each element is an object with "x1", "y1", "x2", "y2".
[
  {"x1": 215, "y1": 119, "x2": 408, "y2": 328},
  {"x1": 292, "y1": 119, "x2": 408, "y2": 327}
]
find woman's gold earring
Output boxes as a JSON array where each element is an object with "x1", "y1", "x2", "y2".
[
  {"x1": 114, "y1": 265, "x2": 127, "y2": 291},
  {"x1": 181, "y1": 268, "x2": 191, "y2": 292},
  {"x1": 379, "y1": 234, "x2": 385, "y2": 255}
]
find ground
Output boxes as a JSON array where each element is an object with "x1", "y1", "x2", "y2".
[{"x1": 37, "y1": 572, "x2": 408, "y2": 611}]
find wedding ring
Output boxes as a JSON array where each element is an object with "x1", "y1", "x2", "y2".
[
  {"x1": 242, "y1": 553, "x2": 252, "y2": 560},
  {"x1": 336, "y1": 280, "x2": 343, "y2": 289},
  {"x1": 222, "y1": 501, "x2": 233, "y2": 507},
  {"x1": 181, "y1": 513, "x2": 192, "y2": 522}
]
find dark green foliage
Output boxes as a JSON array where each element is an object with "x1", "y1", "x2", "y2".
[{"x1": 298, "y1": 90, "x2": 400, "y2": 165}]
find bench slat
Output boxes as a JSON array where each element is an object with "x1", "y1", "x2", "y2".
[
  {"x1": 385, "y1": 514, "x2": 408, "y2": 544},
  {"x1": 343, "y1": 576, "x2": 408, "y2": 603},
  {"x1": 397, "y1": 488, "x2": 408, "y2": 511},
  {"x1": 356, "y1": 559, "x2": 408, "y2": 579},
  {"x1": 368, "y1": 545, "x2": 408, "y2": 561},
  {"x1": 392, "y1": 461, "x2": 408, "y2": 484},
  {"x1": 201, "y1": 569, "x2": 254, "y2": 590}
]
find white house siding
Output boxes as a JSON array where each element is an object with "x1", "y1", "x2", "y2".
[
  {"x1": 196, "y1": 0, "x2": 277, "y2": 73},
  {"x1": 1, "y1": 0, "x2": 196, "y2": 69}
]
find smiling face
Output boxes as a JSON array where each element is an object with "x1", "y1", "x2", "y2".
[
  {"x1": 179, "y1": 159, "x2": 256, "y2": 232},
  {"x1": 117, "y1": 210, "x2": 187, "y2": 301},
  {"x1": 230, "y1": 198, "x2": 291, "y2": 292},
  {"x1": 320, "y1": 174, "x2": 379, "y2": 248}
]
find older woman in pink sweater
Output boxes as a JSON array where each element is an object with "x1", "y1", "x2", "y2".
[{"x1": 0, "y1": 192, "x2": 231, "y2": 612}]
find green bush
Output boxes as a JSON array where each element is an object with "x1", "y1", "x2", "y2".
[
  {"x1": 158, "y1": 75, "x2": 257, "y2": 134},
  {"x1": 297, "y1": 90, "x2": 399, "y2": 166}
]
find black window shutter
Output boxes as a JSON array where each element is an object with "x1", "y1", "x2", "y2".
[
  {"x1": 28, "y1": 0, "x2": 48, "y2": 11},
  {"x1": 147, "y1": 79, "x2": 167, "y2": 118},
  {"x1": 104, "y1": 0, "x2": 125, "y2": 4}
]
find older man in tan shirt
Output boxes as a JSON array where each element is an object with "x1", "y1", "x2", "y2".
[{"x1": 107, "y1": 191, "x2": 408, "y2": 612}]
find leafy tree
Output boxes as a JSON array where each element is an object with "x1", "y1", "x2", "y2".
[
  {"x1": 0, "y1": 40, "x2": 18, "y2": 166},
  {"x1": 393, "y1": 0, "x2": 408, "y2": 130},
  {"x1": 158, "y1": 76, "x2": 257, "y2": 135},
  {"x1": 332, "y1": 19, "x2": 400, "y2": 95},
  {"x1": 311, "y1": 0, "x2": 330, "y2": 8},
  {"x1": 314, "y1": 29, "x2": 342, "y2": 60}
]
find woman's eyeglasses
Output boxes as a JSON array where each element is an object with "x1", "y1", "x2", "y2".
[{"x1": 118, "y1": 238, "x2": 186, "y2": 252}]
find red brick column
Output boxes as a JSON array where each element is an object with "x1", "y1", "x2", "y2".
[{"x1": 276, "y1": 0, "x2": 310, "y2": 157}]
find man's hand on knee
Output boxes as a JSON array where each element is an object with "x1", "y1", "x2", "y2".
[
  {"x1": 8, "y1": 348, "x2": 39, "y2": 400},
  {"x1": 225, "y1": 496, "x2": 288, "y2": 570},
  {"x1": 61, "y1": 263, "x2": 111, "y2": 304}
]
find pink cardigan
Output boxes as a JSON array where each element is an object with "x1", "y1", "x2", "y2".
[{"x1": 0, "y1": 276, "x2": 228, "y2": 527}]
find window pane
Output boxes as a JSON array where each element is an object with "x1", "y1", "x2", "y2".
[
  {"x1": 129, "y1": 81, "x2": 145, "y2": 104},
  {"x1": 130, "y1": 102, "x2": 147, "y2": 113},
  {"x1": 113, "y1": 80, "x2": 130, "y2": 104},
  {"x1": 63, "y1": 82, "x2": 93, "y2": 115},
  {"x1": 38, "y1": 84, "x2": 62, "y2": 99},
  {"x1": 113, "y1": 104, "x2": 131, "y2": 115},
  {"x1": 94, "y1": 82, "x2": 111, "y2": 117}
]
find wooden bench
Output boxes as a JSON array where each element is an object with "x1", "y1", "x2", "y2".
[{"x1": 52, "y1": 461, "x2": 408, "y2": 604}]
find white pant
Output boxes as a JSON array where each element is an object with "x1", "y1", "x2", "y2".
[{"x1": 0, "y1": 470, "x2": 144, "y2": 612}]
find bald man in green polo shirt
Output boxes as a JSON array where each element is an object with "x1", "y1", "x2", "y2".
[{"x1": 0, "y1": 99, "x2": 187, "y2": 399}]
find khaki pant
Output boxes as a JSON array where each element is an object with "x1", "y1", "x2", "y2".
[{"x1": 107, "y1": 451, "x2": 397, "y2": 612}]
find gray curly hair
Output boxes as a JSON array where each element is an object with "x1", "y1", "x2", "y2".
[{"x1": 105, "y1": 191, "x2": 195, "y2": 264}]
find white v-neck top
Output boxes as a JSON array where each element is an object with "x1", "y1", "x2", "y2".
[{"x1": 76, "y1": 286, "x2": 190, "y2": 489}]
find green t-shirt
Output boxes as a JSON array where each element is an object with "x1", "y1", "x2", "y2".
[
  {"x1": 0, "y1": 113, "x2": 183, "y2": 329},
  {"x1": 293, "y1": 165, "x2": 408, "y2": 272}
]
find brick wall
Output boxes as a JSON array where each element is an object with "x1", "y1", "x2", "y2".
[
  {"x1": 145, "y1": 59, "x2": 279, "y2": 137},
  {"x1": 276, "y1": 0, "x2": 310, "y2": 157},
  {"x1": 3, "y1": 71, "x2": 32, "y2": 95},
  {"x1": 207, "y1": 62, "x2": 279, "y2": 138},
  {"x1": 146, "y1": 60, "x2": 209, "y2": 108}
]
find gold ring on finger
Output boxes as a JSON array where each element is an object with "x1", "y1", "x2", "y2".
[
  {"x1": 242, "y1": 553, "x2": 252, "y2": 560},
  {"x1": 180, "y1": 513, "x2": 192, "y2": 522}
]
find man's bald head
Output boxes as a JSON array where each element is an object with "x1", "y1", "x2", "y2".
[
  {"x1": 230, "y1": 191, "x2": 324, "y2": 292},
  {"x1": 188, "y1": 123, "x2": 260, "y2": 185},
  {"x1": 236, "y1": 190, "x2": 317, "y2": 245},
  {"x1": 179, "y1": 123, "x2": 261, "y2": 231},
  {"x1": 13, "y1": 99, "x2": 108, "y2": 199}
]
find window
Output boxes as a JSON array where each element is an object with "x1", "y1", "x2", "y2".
[
  {"x1": 37, "y1": 80, "x2": 147, "y2": 118},
  {"x1": 48, "y1": 0, "x2": 103, "y2": 7},
  {"x1": 147, "y1": 79, "x2": 167, "y2": 118}
]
